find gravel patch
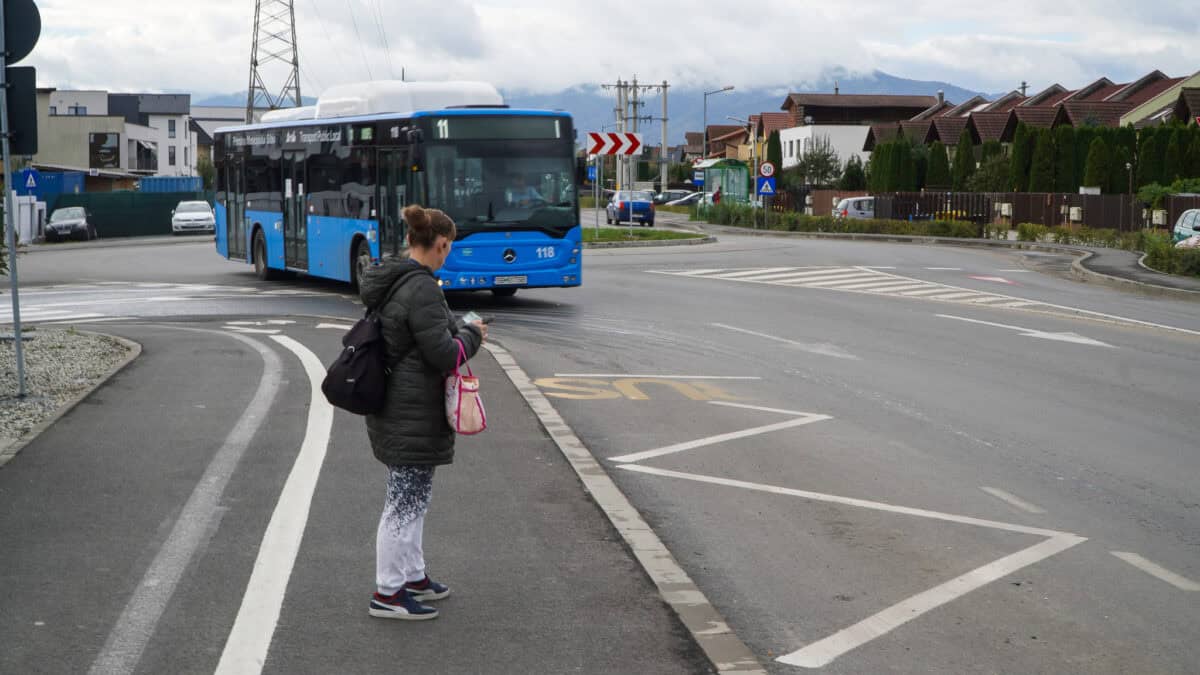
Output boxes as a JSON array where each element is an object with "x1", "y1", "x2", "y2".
[{"x1": 1, "y1": 328, "x2": 133, "y2": 444}]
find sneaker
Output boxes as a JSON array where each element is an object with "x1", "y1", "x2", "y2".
[
  {"x1": 403, "y1": 576, "x2": 451, "y2": 601},
  {"x1": 368, "y1": 590, "x2": 439, "y2": 620}
]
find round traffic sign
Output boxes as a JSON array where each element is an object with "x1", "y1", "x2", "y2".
[
  {"x1": 4, "y1": 0, "x2": 42, "y2": 65},
  {"x1": 759, "y1": 161, "x2": 775, "y2": 177}
]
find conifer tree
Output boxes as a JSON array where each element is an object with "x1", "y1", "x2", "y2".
[
  {"x1": 1053, "y1": 126, "x2": 1076, "y2": 193},
  {"x1": 1027, "y1": 129, "x2": 1055, "y2": 192},
  {"x1": 1163, "y1": 128, "x2": 1185, "y2": 183},
  {"x1": 926, "y1": 141, "x2": 951, "y2": 189},
  {"x1": 1009, "y1": 123, "x2": 1034, "y2": 191},
  {"x1": 951, "y1": 129, "x2": 976, "y2": 190},
  {"x1": 1083, "y1": 137, "x2": 1111, "y2": 190},
  {"x1": 980, "y1": 140, "x2": 1003, "y2": 163}
]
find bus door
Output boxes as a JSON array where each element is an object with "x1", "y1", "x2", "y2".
[
  {"x1": 226, "y1": 157, "x2": 247, "y2": 260},
  {"x1": 282, "y1": 151, "x2": 308, "y2": 270},
  {"x1": 377, "y1": 148, "x2": 409, "y2": 257}
]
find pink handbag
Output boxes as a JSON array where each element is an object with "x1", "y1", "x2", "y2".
[{"x1": 445, "y1": 340, "x2": 487, "y2": 435}]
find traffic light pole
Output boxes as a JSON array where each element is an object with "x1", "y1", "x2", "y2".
[{"x1": 1, "y1": 6, "x2": 28, "y2": 397}]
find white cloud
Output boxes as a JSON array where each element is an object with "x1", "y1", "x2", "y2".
[{"x1": 22, "y1": 0, "x2": 1200, "y2": 98}]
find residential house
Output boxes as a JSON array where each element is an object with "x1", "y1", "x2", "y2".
[{"x1": 780, "y1": 91, "x2": 938, "y2": 170}]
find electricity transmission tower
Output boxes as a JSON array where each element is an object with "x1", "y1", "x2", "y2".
[{"x1": 246, "y1": 0, "x2": 302, "y2": 123}]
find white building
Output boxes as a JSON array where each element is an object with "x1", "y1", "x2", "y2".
[
  {"x1": 34, "y1": 89, "x2": 198, "y2": 178},
  {"x1": 780, "y1": 125, "x2": 870, "y2": 170}
]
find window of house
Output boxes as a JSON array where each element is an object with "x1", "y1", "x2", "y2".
[
  {"x1": 49, "y1": 106, "x2": 57, "y2": 115},
  {"x1": 68, "y1": 105, "x2": 87, "y2": 115},
  {"x1": 169, "y1": 146, "x2": 177, "y2": 166},
  {"x1": 169, "y1": 119, "x2": 176, "y2": 139}
]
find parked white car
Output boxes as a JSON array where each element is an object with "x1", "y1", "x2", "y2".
[{"x1": 172, "y1": 201, "x2": 216, "y2": 235}]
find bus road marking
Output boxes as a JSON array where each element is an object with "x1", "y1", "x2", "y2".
[
  {"x1": 980, "y1": 487, "x2": 1046, "y2": 514},
  {"x1": 1111, "y1": 552, "x2": 1200, "y2": 591},
  {"x1": 534, "y1": 377, "x2": 741, "y2": 402},
  {"x1": 712, "y1": 323, "x2": 859, "y2": 361},
  {"x1": 613, "y1": 464, "x2": 1085, "y2": 669},
  {"x1": 609, "y1": 402, "x2": 831, "y2": 464}
]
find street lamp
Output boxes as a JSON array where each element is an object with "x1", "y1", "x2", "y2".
[
  {"x1": 703, "y1": 86, "x2": 735, "y2": 159},
  {"x1": 1126, "y1": 162, "x2": 1135, "y2": 229}
]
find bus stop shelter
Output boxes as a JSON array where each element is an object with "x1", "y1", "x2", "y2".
[{"x1": 694, "y1": 159, "x2": 750, "y2": 203}]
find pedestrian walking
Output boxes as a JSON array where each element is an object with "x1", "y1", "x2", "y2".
[
  {"x1": 357, "y1": 204, "x2": 487, "y2": 621},
  {"x1": 712, "y1": 186, "x2": 722, "y2": 205}
]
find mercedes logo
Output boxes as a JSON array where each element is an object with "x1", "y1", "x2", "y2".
[{"x1": 502, "y1": 249, "x2": 517, "y2": 263}]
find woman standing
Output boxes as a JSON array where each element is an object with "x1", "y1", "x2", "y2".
[{"x1": 358, "y1": 204, "x2": 487, "y2": 620}]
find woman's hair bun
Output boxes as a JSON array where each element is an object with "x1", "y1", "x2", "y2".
[{"x1": 403, "y1": 205, "x2": 430, "y2": 232}]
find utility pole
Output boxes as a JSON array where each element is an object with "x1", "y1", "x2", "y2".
[
  {"x1": 247, "y1": 0, "x2": 303, "y2": 123},
  {"x1": 661, "y1": 80, "x2": 669, "y2": 192}
]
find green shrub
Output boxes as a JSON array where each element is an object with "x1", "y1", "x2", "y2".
[{"x1": 1016, "y1": 223, "x2": 1048, "y2": 241}]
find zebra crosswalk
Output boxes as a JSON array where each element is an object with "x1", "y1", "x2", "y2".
[{"x1": 647, "y1": 266, "x2": 1051, "y2": 311}]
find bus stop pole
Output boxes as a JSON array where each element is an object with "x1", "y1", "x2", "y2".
[{"x1": 0, "y1": 10, "x2": 28, "y2": 398}]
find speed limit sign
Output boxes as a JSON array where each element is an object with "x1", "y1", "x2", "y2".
[{"x1": 759, "y1": 161, "x2": 775, "y2": 178}]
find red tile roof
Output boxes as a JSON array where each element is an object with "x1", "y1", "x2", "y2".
[
  {"x1": 863, "y1": 123, "x2": 901, "y2": 151},
  {"x1": 931, "y1": 116, "x2": 971, "y2": 143},
  {"x1": 982, "y1": 91, "x2": 1026, "y2": 112},
  {"x1": 969, "y1": 111, "x2": 1016, "y2": 143},
  {"x1": 756, "y1": 112, "x2": 794, "y2": 137},
  {"x1": 899, "y1": 120, "x2": 934, "y2": 144},
  {"x1": 911, "y1": 100, "x2": 955, "y2": 121},
  {"x1": 945, "y1": 95, "x2": 989, "y2": 117},
  {"x1": 1117, "y1": 77, "x2": 1186, "y2": 105},
  {"x1": 1021, "y1": 84, "x2": 1068, "y2": 107},
  {"x1": 1012, "y1": 106, "x2": 1065, "y2": 128},
  {"x1": 1060, "y1": 101, "x2": 1132, "y2": 127}
]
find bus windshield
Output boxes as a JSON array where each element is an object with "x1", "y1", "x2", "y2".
[{"x1": 423, "y1": 139, "x2": 577, "y2": 232}]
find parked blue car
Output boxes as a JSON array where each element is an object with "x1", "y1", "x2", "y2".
[{"x1": 606, "y1": 190, "x2": 655, "y2": 226}]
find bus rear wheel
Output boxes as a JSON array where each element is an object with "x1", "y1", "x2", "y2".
[
  {"x1": 253, "y1": 229, "x2": 279, "y2": 281},
  {"x1": 491, "y1": 288, "x2": 517, "y2": 298}
]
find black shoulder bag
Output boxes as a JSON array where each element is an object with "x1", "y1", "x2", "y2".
[{"x1": 320, "y1": 276, "x2": 411, "y2": 415}]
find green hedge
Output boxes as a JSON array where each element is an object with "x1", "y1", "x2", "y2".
[
  {"x1": 696, "y1": 202, "x2": 981, "y2": 238},
  {"x1": 1142, "y1": 230, "x2": 1200, "y2": 277}
]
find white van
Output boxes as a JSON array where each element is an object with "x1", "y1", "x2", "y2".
[{"x1": 834, "y1": 197, "x2": 874, "y2": 220}]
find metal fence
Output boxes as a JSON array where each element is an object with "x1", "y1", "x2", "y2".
[
  {"x1": 873, "y1": 192, "x2": 1147, "y2": 231},
  {"x1": 53, "y1": 191, "x2": 214, "y2": 238},
  {"x1": 1165, "y1": 194, "x2": 1200, "y2": 231}
]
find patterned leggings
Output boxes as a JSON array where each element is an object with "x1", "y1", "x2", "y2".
[{"x1": 375, "y1": 465, "x2": 435, "y2": 595}]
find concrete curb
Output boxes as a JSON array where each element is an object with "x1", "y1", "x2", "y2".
[
  {"x1": 585, "y1": 235, "x2": 717, "y2": 249},
  {"x1": 0, "y1": 331, "x2": 143, "y2": 468},
  {"x1": 698, "y1": 224, "x2": 1200, "y2": 301},
  {"x1": 20, "y1": 235, "x2": 213, "y2": 254}
]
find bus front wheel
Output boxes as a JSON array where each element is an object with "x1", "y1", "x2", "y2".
[
  {"x1": 253, "y1": 229, "x2": 279, "y2": 281},
  {"x1": 352, "y1": 238, "x2": 372, "y2": 289}
]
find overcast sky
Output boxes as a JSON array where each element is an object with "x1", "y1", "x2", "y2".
[{"x1": 26, "y1": 0, "x2": 1200, "y2": 98}]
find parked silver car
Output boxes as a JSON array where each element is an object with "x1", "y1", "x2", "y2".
[
  {"x1": 834, "y1": 197, "x2": 875, "y2": 219},
  {"x1": 1172, "y1": 208, "x2": 1199, "y2": 244},
  {"x1": 172, "y1": 201, "x2": 216, "y2": 235}
]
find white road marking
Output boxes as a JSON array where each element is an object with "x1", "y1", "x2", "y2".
[
  {"x1": 215, "y1": 335, "x2": 335, "y2": 674},
  {"x1": 617, "y1": 465, "x2": 1070, "y2": 537},
  {"x1": 485, "y1": 342, "x2": 766, "y2": 674},
  {"x1": 1111, "y1": 552, "x2": 1200, "y2": 591},
  {"x1": 552, "y1": 374, "x2": 761, "y2": 380},
  {"x1": 43, "y1": 316, "x2": 131, "y2": 325},
  {"x1": 609, "y1": 404, "x2": 831, "y2": 464},
  {"x1": 925, "y1": 267, "x2": 963, "y2": 271},
  {"x1": 792, "y1": 274, "x2": 885, "y2": 287},
  {"x1": 89, "y1": 332, "x2": 283, "y2": 675},
  {"x1": 996, "y1": 269, "x2": 1031, "y2": 273},
  {"x1": 968, "y1": 275, "x2": 1015, "y2": 284},
  {"x1": 862, "y1": 266, "x2": 897, "y2": 269},
  {"x1": 925, "y1": 291, "x2": 987, "y2": 301},
  {"x1": 938, "y1": 314, "x2": 1115, "y2": 348},
  {"x1": 779, "y1": 535, "x2": 1086, "y2": 668},
  {"x1": 833, "y1": 281, "x2": 931, "y2": 292},
  {"x1": 712, "y1": 323, "x2": 859, "y2": 361},
  {"x1": 980, "y1": 487, "x2": 1046, "y2": 514},
  {"x1": 316, "y1": 323, "x2": 354, "y2": 330},
  {"x1": 712, "y1": 267, "x2": 796, "y2": 278}
]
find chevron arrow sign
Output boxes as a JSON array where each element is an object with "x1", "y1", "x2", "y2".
[{"x1": 587, "y1": 132, "x2": 644, "y2": 155}]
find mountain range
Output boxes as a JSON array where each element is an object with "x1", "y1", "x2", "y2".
[{"x1": 196, "y1": 70, "x2": 992, "y2": 146}]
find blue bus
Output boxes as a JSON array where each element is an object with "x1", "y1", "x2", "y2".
[{"x1": 212, "y1": 81, "x2": 581, "y2": 296}]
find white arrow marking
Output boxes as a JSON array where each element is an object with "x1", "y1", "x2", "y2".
[
  {"x1": 937, "y1": 314, "x2": 1115, "y2": 348},
  {"x1": 713, "y1": 323, "x2": 860, "y2": 360}
]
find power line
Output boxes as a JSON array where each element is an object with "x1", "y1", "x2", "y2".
[
  {"x1": 371, "y1": 0, "x2": 396, "y2": 79},
  {"x1": 344, "y1": 0, "x2": 374, "y2": 80},
  {"x1": 305, "y1": 0, "x2": 350, "y2": 81}
]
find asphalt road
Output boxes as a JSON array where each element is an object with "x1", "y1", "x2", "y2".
[{"x1": 3, "y1": 233, "x2": 1199, "y2": 673}]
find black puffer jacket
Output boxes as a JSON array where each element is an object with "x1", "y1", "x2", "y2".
[{"x1": 359, "y1": 259, "x2": 482, "y2": 466}]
